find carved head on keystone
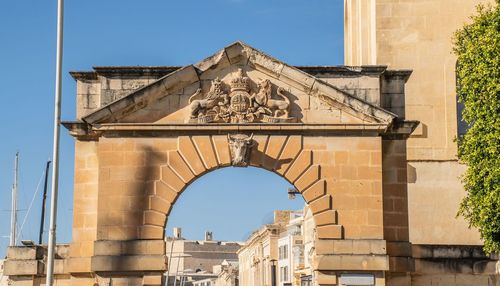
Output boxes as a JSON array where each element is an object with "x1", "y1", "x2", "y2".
[{"x1": 227, "y1": 133, "x2": 254, "y2": 167}]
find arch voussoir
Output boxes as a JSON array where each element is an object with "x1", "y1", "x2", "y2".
[
  {"x1": 284, "y1": 150, "x2": 313, "y2": 183},
  {"x1": 302, "y1": 179, "x2": 327, "y2": 202},
  {"x1": 295, "y1": 164, "x2": 321, "y2": 191},
  {"x1": 154, "y1": 180, "x2": 179, "y2": 204},
  {"x1": 160, "y1": 165, "x2": 186, "y2": 192},
  {"x1": 249, "y1": 135, "x2": 269, "y2": 167},
  {"x1": 211, "y1": 135, "x2": 231, "y2": 166},
  {"x1": 313, "y1": 209, "x2": 338, "y2": 226},
  {"x1": 192, "y1": 136, "x2": 218, "y2": 169},
  {"x1": 178, "y1": 136, "x2": 207, "y2": 175},
  {"x1": 144, "y1": 210, "x2": 167, "y2": 227},
  {"x1": 275, "y1": 135, "x2": 302, "y2": 174},
  {"x1": 168, "y1": 151, "x2": 195, "y2": 183},
  {"x1": 261, "y1": 135, "x2": 288, "y2": 170},
  {"x1": 309, "y1": 194, "x2": 332, "y2": 214}
]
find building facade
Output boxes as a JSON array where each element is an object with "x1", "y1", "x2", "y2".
[
  {"x1": 240, "y1": 207, "x2": 317, "y2": 286},
  {"x1": 238, "y1": 211, "x2": 290, "y2": 286},
  {"x1": 165, "y1": 230, "x2": 242, "y2": 286},
  {"x1": 344, "y1": 0, "x2": 499, "y2": 285}
]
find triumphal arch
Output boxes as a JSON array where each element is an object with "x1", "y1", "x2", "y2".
[{"x1": 6, "y1": 42, "x2": 418, "y2": 286}]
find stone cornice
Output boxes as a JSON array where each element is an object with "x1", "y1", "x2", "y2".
[
  {"x1": 62, "y1": 120, "x2": 419, "y2": 140},
  {"x1": 70, "y1": 65, "x2": 394, "y2": 81}
]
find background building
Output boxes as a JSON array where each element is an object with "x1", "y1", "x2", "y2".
[
  {"x1": 239, "y1": 207, "x2": 316, "y2": 286},
  {"x1": 0, "y1": 260, "x2": 8, "y2": 286},
  {"x1": 213, "y1": 260, "x2": 239, "y2": 286},
  {"x1": 166, "y1": 229, "x2": 242, "y2": 286},
  {"x1": 238, "y1": 211, "x2": 292, "y2": 286}
]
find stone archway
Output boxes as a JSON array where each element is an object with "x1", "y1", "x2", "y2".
[
  {"x1": 140, "y1": 135, "x2": 338, "y2": 241},
  {"x1": 5, "y1": 42, "x2": 417, "y2": 286}
]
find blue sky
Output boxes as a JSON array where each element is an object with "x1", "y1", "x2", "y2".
[{"x1": 0, "y1": 0, "x2": 344, "y2": 255}]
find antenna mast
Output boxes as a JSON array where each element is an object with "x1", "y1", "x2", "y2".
[{"x1": 10, "y1": 152, "x2": 19, "y2": 246}]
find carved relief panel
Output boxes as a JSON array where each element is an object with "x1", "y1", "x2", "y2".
[{"x1": 187, "y1": 69, "x2": 295, "y2": 123}]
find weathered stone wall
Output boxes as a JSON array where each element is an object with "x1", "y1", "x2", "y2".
[
  {"x1": 407, "y1": 161, "x2": 481, "y2": 244},
  {"x1": 343, "y1": 0, "x2": 490, "y2": 248}
]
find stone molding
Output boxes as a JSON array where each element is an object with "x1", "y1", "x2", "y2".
[{"x1": 62, "y1": 121, "x2": 420, "y2": 141}]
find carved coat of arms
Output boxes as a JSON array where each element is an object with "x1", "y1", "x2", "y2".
[{"x1": 187, "y1": 69, "x2": 295, "y2": 123}]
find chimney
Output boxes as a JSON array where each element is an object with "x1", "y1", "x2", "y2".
[
  {"x1": 173, "y1": 227, "x2": 182, "y2": 239},
  {"x1": 205, "y1": 231, "x2": 213, "y2": 241}
]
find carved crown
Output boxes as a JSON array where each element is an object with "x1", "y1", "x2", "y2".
[{"x1": 230, "y1": 68, "x2": 249, "y2": 92}]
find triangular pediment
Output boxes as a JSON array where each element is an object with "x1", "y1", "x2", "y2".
[{"x1": 82, "y1": 42, "x2": 396, "y2": 126}]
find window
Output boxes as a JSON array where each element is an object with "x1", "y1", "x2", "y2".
[
  {"x1": 456, "y1": 60, "x2": 470, "y2": 138},
  {"x1": 280, "y1": 266, "x2": 288, "y2": 282},
  {"x1": 300, "y1": 276, "x2": 312, "y2": 286},
  {"x1": 279, "y1": 245, "x2": 288, "y2": 260}
]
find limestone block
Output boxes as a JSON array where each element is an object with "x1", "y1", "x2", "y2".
[
  {"x1": 138, "y1": 225, "x2": 164, "y2": 240},
  {"x1": 93, "y1": 240, "x2": 121, "y2": 256},
  {"x1": 54, "y1": 259, "x2": 66, "y2": 275},
  {"x1": 302, "y1": 180, "x2": 327, "y2": 203},
  {"x1": 212, "y1": 135, "x2": 231, "y2": 166},
  {"x1": 285, "y1": 150, "x2": 312, "y2": 182},
  {"x1": 4, "y1": 260, "x2": 41, "y2": 275},
  {"x1": 192, "y1": 136, "x2": 218, "y2": 169},
  {"x1": 160, "y1": 166, "x2": 185, "y2": 193},
  {"x1": 295, "y1": 165, "x2": 320, "y2": 191},
  {"x1": 355, "y1": 240, "x2": 386, "y2": 255},
  {"x1": 279, "y1": 65, "x2": 315, "y2": 93},
  {"x1": 69, "y1": 241, "x2": 93, "y2": 257},
  {"x1": 8, "y1": 277, "x2": 35, "y2": 286},
  {"x1": 389, "y1": 256, "x2": 415, "y2": 273},
  {"x1": 315, "y1": 270, "x2": 337, "y2": 285},
  {"x1": 7, "y1": 246, "x2": 42, "y2": 260},
  {"x1": 262, "y1": 135, "x2": 287, "y2": 170},
  {"x1": 225, "y1": 43, "x2": 248, "y2": 65},
  {"x1": 316, "y1": 239, "x2": 386, "y2": 255},
  {"x1": 154, "y1": 180, "x2": 179, "y2": 203},
  {"x1": 249, "y1": 135, "x2": 269, "y2": 167},
  {"x1": 386, "y1": 241, "x2": 412, "y2": 257},
  {"x1": 313, "y1": 254, "x2": 389, "y2": 271},
  {"x1": 317, "y1": 225, "x2": 343, "y2": 239},
  {"x1": 382, "y1": 78, "x2": 405, "y2": 94},
  {"x1": 247, "y1": 49, "x2": 284, "y2": 77},
  {"x1": 178, "y1": 137, "x2": 206, "y2": 176},
  {"x1": 144, "y1": 210, "x2": 167, "y2": 226},
  {"x1": 143, "y1": 274, "x2": 163, "y2": 286},
  {"x1": 196, "y1": 49, "x2": 231, "y2": 77},
  {"x1": 168, "y1": 151, "x2": 195, "y2": 183},
  {"x1": 310, "y1": 195, "x2": 332, "y2": 214},
  {"x1": 149, "y1": 195, "x2": 172, "y2": 214},
  {"x1": 91, "y1": 255, "x2": 167, "y2": 272},
  {"x1": 314, "y1": 210, "x2": 338, "y2": 226},
  {"x1": 94, "y1": 240, "x2": 165, "y2": 256}
]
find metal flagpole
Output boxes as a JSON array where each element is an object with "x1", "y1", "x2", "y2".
[
  {"x1": 39, "y1": 160, "x2": 51, "y2": 244},
  {"x1": 46, "y1": 0, "x2": 64, "y2": 285},
  {"x1": 9, "y1": 152, "x2": 19, "y2": 246}
]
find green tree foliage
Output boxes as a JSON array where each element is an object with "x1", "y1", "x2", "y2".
[{"x1": 454, "y1": 1, "x2": 500, "y2": 254}]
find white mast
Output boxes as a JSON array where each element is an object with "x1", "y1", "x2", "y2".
[
  {"x1": 46, "y1": 0, "x2": 64, "y2": 285},
  {"x1": 10, "y1": 152, "x2": 19, "y2": 246}
]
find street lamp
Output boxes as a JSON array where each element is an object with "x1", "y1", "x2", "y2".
[
  {"x1": 288, "y1": 187, "x2": 300, "y2": 200},
  {"x1": 270, "y1": 259, "x2": 277, "y2": 286}
]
